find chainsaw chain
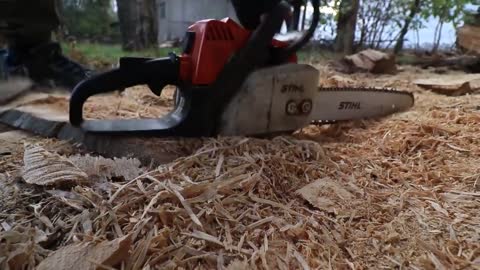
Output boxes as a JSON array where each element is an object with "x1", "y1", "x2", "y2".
[{"x1": 311, "y1": 120, "x2": 339, "y2": 126}]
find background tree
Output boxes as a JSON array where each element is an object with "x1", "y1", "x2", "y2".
[
  {"x1": 60, "y1": 0, "x2": 119, "y2": 42},
  {"x1": 356, "y1": 0, "x2": 411, "y2": 50},
  {"x1": 420, "y1": 0, "x2": 472, "y2": 53},
  {"x1": 394, "y1": 0, "x2": 422, "y2": 53},
  {"x1": 334, "y1": 0, "x2": 360, "y2": 54},
  {"x1": 138, "y1": 0, "x2": 158, "y2": 48},
  {"x1": 116, "y1": 0, "x2": 141, "y2": 51},
  {"x1": 116, "y1": 0, "x2": 158, "y2": 51},
  {"x1": 55, "y1": 0, "x2": 480, "y2": 55}
]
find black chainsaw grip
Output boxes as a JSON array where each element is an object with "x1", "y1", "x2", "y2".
[{"x1": 69, "y1": 56, "x2": 179, "y2": 127}]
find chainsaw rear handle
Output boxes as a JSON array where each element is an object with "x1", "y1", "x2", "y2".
[{"x1": 69, "y1": 56, "x2": 179, "y2": 126}]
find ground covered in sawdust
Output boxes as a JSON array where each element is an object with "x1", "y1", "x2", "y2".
[
  {"x1": 1, "y1": 64, "x2": 479, "y2": 270},
  {"x1": 11, "y1": 84, "x2": 175, "y2": 121}
]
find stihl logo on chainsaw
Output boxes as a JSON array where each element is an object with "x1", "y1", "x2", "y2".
[
  {"x1": 338, "y1": 102, "x2": 361, "y2": 110},
  {"x1": 281, "y1": 84, "x2": 304, "y2": 93}
]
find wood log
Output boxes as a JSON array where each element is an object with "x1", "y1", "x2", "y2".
[
  {"x1": 457, "y1": 25, "x2": 480, "y2": 55},
  {"x1": 333, "y1": 49, "x2": 398, "y2": 74},
  {"x1": 403, "y1": 55, "x2": 480, "y2": 73}
]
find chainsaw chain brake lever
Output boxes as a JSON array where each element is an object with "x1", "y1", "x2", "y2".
[
  {"x1": 272, "y1": 0, "x2": 320, "y2": 64},
  {"x1": 69, "y1": 54, "x2": 180, "y2": 127},
  {"x1": 271, "y1": 0, "x2": 320, "y2": 65}
]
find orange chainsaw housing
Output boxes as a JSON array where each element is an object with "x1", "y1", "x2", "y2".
[{"x1": 178, "y1": 18, "x2": 297, "y2": 86}]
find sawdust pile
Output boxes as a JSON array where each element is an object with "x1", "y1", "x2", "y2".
[
  {"x1": 82, "y1": 86, "x2": 174, "y2": 120},
  {"x1": 6, "y1": 85, "x2": 174, "y2": 122},
  {"x1": 1, "y1": 66, "x2": 480, "y2": 269}
]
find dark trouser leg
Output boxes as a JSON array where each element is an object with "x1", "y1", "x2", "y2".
[
  {"x1": 0, "y1": 0, "x2": 59, "y2": 50},
  {"x1": 0, "y1": 0, "x2": 91, "y2": 90}
]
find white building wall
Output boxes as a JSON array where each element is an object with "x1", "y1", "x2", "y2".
[{"x1": 157, "y1": 0, "x2": 238, "y2": 42}]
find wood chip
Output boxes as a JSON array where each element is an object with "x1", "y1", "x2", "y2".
[
  {"x1": 187, "y1": 230, "x2": 223, "y2": 246},
  {"x1": 296, "y1": 178, "x2": 356, "y2": 214},
  {"x1": 68, "y1": 154, "x2": 143, "y2": 181},
  {"x1": 22, "y1": 143, "x2": 89, "y2": 187},
  {"x1": 293, "y1": 250, "x2": 311, "y2": 270},
  {"x1": 36, "y1": 235, "x2": 132, "y2": 270}
]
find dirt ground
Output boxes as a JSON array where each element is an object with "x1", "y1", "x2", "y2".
[{"x1": 0, "y1": 64, "x2": 479, "y2": 270}]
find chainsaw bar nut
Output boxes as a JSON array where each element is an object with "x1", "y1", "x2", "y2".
[
  {"x1": 286, "y1": 100, "x2": 299, "y2": 115},
  {"x1": 300, "y1": 99, "x2": 313, "y2": 114}
]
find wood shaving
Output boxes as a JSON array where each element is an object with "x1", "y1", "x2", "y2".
[
  {"x1": 68, "y1": 154, "x2": 143, "y2": 181},
  {"x1": 22, "y1": 143, "x2": 89, "y2": 187},
  {"x1": 36, "y1": 234, "x2": 132, "y2": 270}
]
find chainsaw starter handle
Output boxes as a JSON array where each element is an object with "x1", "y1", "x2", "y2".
[{"x1": 69, "y1": 56, "x2": 179, "y2": 127}]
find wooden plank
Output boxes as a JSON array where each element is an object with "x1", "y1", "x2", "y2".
[{"x1": 414, "y1": 74, "x2": 480, "y2": 96}]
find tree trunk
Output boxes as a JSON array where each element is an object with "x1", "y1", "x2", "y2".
[
  {"x1": 116, "y1": 0, "x2": 158, "y2": 51},
  {"x1": 289, "y1": 0, "x2": 303, "y2": 31},
  {"x1": 393, "y1": 0, "x2": 421, "y2": 54},
  {"x1": 138, "y1": 0, "x2": 158, "y2": 47},
  {"x1": 334, "y1": 0, "x2": 360, "y2": 54},
  {"x1": 116, "y1": 0, "x2": 141, "y2": 51},
  {"x1": 432, "y1": 20, "x2": 444, "y2": 53}
]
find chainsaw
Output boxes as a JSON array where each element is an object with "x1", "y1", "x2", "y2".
[{"x1": 69, "y1": 0, "x2": 414, "y2": 137}]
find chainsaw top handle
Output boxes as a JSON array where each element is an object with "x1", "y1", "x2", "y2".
[{"x1": 69, "y1": 55, "x2": 179, "y2": 126}]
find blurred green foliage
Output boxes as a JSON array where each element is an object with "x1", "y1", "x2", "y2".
[{"x1": 59, "y1": 0, "x2": 120, "y2": 42}]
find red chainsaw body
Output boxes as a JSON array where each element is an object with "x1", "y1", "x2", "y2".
[{"x1": 179, "y1": 18, "x2": 297, "y2": 85}]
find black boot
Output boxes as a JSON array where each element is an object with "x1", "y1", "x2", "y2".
[{"x1": 3, "y1": 42, "x2": 93, "y2": 90}]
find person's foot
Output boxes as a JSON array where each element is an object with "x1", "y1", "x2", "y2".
[{"x1": 1, "y1": 42, "x2": 93, "y2": 90}]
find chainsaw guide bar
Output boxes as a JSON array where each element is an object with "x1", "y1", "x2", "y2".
[{"x1": 311, "y1": 87, "x2": 414, "y2": 122}]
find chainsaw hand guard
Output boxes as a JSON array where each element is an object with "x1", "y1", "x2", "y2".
[{"x1": 69, "y1": 55, "x2": 180, "y2": 126}]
